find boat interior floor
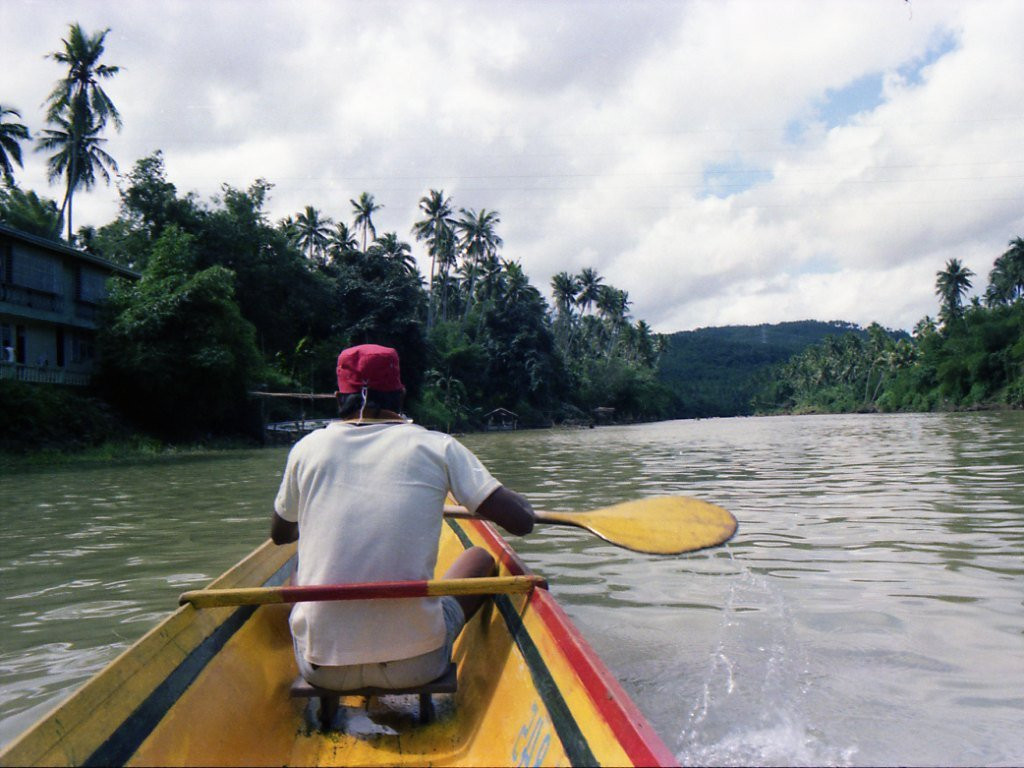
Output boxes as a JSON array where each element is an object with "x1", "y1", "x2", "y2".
[{"x1": 290, "y1": 663, "x2": 459, "y2": 731}]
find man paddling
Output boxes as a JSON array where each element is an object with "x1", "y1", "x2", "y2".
[{"x1": 270, "y1": 343, "x2": 535, "y2": 692}]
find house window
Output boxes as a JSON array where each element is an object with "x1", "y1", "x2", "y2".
[
  {"x1": 12, "y1": 251, "x2": 60, "y2": 294},
  {"x1": 15, "y1": 324, "x2": 26, "y2": 364},
  {"x1": 1, "y1": 323, "x2": 12, "y2": 362},
  {"x1": 56, "y1": 327, "x2": 65, "y2": 367},
  {"x1": 1, "y1": 241, "x2": 12, "y2": 283},
  {"x1": 75, "y1": 265, "x2": 108, "y2": 303},
  {"x1": 71, "y1": 332, "x2": 95, "y2": 364}
]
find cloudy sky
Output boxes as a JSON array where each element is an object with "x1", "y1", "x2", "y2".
[{"x1": 4, "y1": 0, "x2": 1022, "y2": 333}]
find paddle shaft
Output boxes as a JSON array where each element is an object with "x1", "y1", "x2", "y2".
[
  {"x1": 444, "y1": 504, "x2": 639, "y2": 544},
  {"x1": 444, "y1": 505, "x2": 577, "y2": 528},
  {"x1": 180, "y1": 574, "x2": 545, "y2": 609}
]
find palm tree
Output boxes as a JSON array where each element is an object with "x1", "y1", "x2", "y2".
[
  {"x1": 455, "y1": 208, "x2": 502, "y2": 318},
  {"x1": 501, "y1": 260, "x2": 530, "y2": 302},
  {"x1": 75, "y1": 224, "x2": 99, "y2": 253},
  {"x1": 434, "y1": 225, "x2": 460, "y2": 320},
  {"x1": 0, "y1": 187, "x2": 62, "y2": 238},
  {"x1": 327, "y1": 221, "x2": 359, "y2": 262},
  {"x1": 45, "y1": 24, "x2": 122, "y2": 130},
  {"x1": 278, "y1": 215, "x2": 299, "y2": 243},
  {"x1": 596, "y1": 286, "x2": 631, "y2": 325},
  {"x1": 42, "y1": 23, "x2": 122, "y2": 240},
  {"x1": 0, "y1": 105, "x2": 30, "y2": 187},
  {"x1": 935, "y1": 258, "x2": 974, "y2": 327},
  {"x1": 453, "y1": 260, "x2": 473, "y2": 302},
  {"x1": 371, "y1": 232, "x2": 418, "y2": 276},
  {"x1": 596, "y1": 286, "x2": 631, "y2": 354},
  {"x1": 862, "y1": 323, "x2": 893, "y2": 403},
  {"x1": 576, "y1": 267, "x2": 604, "y2": 315},
  {"x1": 412, "y1": 189, "x2": 455, "y2": 327},
  {"x1": 634, "y1": 320, "x2": 657, "y2": 367},
  {"x1": 550, "y1": 271, "x2": 580, "y2": 350},
  {"x1": 913, "y1": 316, "x2": 937, "y2": 340},
  {"x1": 294, "y1": 205, "x2": 332, "y2": 263},
  {"x1": 550, "y1": 271, "x2": 580, "y2": 321},
  {"x1": 351, "y1": 191, "x2": 382, "y2": 251},
  {"x1": 35, "y1": 113, "x2": 117, "y2": 239},
  {"x1": 985, "y1": 237, "x2": 1024, "y2": 306}
]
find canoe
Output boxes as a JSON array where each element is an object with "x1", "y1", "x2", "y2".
[{"x1": 0, "y1": 516, "x2": 678, "y2": 767}]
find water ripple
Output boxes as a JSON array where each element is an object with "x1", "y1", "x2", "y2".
[{"x1": 1, "y1": 416, "x2": 1022, "y2": 765}]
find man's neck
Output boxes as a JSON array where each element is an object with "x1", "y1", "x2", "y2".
[{"x1": 342, "y1": 409, "x2": 406, "y2": 423}]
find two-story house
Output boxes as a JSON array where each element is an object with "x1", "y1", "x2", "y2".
[{"x1": 0, "y1": 222, "x2": 139, "y2": 386}]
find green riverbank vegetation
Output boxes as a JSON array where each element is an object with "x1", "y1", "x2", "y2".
[
  {"x1": 2, "y1": 25, "x2": 674, "y2": 448},
  {"x1": 755, "y1": 239, "x2": 1024, "y2": 414},
  {"x1": 3, "y1": 154, "x2": 675, "y2": 445}
]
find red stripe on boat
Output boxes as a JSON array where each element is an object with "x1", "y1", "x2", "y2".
[
  {"x1": 529, "y1": 588, "x2": 678, "y2": 766},
  {"x1": 466, "y1": 518, "x2": 678, "y2": 767}
]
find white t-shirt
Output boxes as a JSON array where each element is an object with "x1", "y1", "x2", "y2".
[{"x1": 274, "y1": 421, "x2": 501, "y2": 666}]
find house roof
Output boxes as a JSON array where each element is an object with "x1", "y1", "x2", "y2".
[
  {"x1": 485, "y1": 408, "x2": 519, "y2": 418},
  {"x1": 0, "y1": 222, "x2": 140, "y2": 279}
]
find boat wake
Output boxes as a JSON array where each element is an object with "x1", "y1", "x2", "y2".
[{"x1": 677, "y1": 564, "x2": 857, "y2": 767}]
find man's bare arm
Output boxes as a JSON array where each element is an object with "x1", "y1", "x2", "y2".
[
  {"x1": 475, "y1": 486, "x2": 535, "y2": 536},
  {"x1": 270, "y1": 511, "x2": 298, "y2": 544}
]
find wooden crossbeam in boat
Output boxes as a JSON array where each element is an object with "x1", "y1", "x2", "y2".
[{"x1": 249, "y1": 391, "x2": 337, "y2": 400}]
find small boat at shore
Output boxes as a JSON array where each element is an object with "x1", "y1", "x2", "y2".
[{"x1": 0, "y1": 515, "x2": 681, "y2": 767}]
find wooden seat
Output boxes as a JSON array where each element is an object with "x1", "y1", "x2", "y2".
[{"x1": 290, "y1": 663, "x2": 458, "y2": 730}]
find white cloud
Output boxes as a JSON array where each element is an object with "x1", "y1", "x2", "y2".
[{"x1": 4, "y1": 0, "x2": 1021, "y2": 333}]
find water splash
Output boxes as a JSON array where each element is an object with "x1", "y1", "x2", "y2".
[{"x1": 679, "y1": 561, "x2": 856, "y2": 767}]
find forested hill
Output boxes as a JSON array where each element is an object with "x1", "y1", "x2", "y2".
[{"x1": 658, "y1": 320, "x2": 882, "y2": 417}]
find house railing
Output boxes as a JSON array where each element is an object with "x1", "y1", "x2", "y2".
[{"x1": 0, "y1": 362, "x2": 90, "y2": 386}]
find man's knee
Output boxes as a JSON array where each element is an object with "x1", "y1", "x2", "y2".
[
  {"x1": 464, "y1": 546, "x2": 496, "y2": 577},
  {"x1": 445, "y1": 546, "x2": 496, "y2": 580}
]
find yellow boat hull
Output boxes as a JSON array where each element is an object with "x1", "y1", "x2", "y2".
[{"x1": 0, "y1": 519, "x2": 676, "y2": 767}]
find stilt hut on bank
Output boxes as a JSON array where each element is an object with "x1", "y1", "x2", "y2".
[{"x1": 484, "y1": 407, "x2": 519, "y2": 431}]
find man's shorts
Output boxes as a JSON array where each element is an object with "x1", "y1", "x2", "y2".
[{"x1": 294, "y1": 596, "x2": 465, "y2": 690}]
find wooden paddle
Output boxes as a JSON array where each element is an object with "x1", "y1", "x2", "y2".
[
  {"x1": 181, "y1": 497, "x2": 735, "y2": 608},
  {"x1": 179, "y1": 574, "x2": 545, "y2": 609},
  {"x1": 445, "y1": 495, "x2": 737, "y2": 555}
]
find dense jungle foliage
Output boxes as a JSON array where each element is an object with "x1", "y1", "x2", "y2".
[
  {"x1": 657, "y1": 320, "x2": 898, "y2": 417},
  {"x1": 754, "y1": 240, "x2": 1024, "y2": 414},
  {"x1": 4, "y1": 151, "x2": 675, "y2": 440},
  {"x1": 3, "y1": 18, "x2": 670, "y2": 442}
]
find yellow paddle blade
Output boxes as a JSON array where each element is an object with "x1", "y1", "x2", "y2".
[{"x1": 538, "y1": 496, "x2": 737, "y2": 555}]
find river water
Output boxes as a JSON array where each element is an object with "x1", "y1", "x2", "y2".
[{"x1": 1, "y1": 413, "x2": 1022, "y2": 765}]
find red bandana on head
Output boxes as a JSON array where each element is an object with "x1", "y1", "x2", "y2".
[{"x1": 336, "y1": 344, "x2": 404, "y2": 394}]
